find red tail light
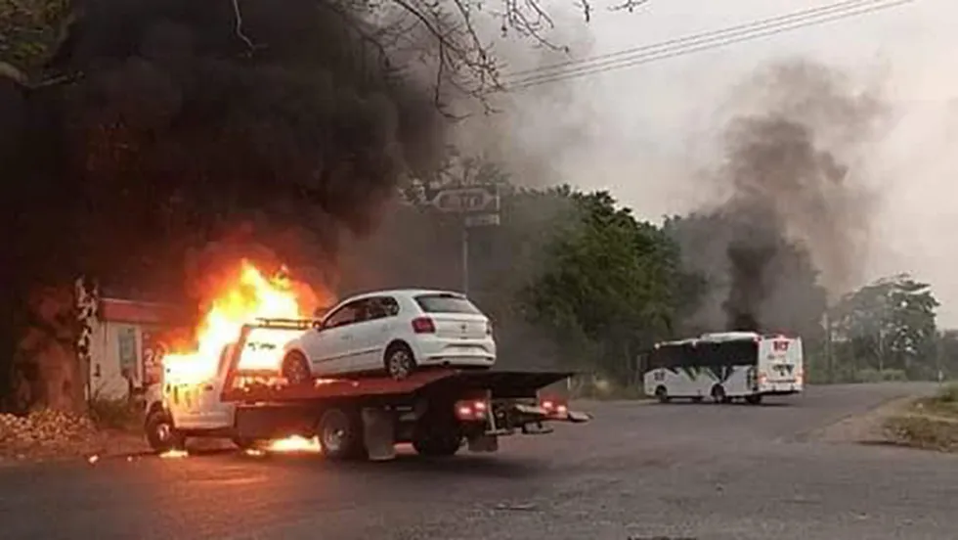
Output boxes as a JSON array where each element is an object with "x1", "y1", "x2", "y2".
[
  {"x1": 539, "y1": 396, "x2": 568, "y2": 417},
  {"x1": 454, "y1": 399, "x2": 489, "y2": 421},
  {"x1": 411, "y1": 316, "x2": 435, "y2": 334}
]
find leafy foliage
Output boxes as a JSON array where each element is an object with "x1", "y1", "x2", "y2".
[
  {"x1": 522, "y1": 188, "x2": 702, "y2": 382},
  {"x1": 0, "y1": 0, "x2": 73, "y2": 82},
  {"x1": 830, "y1": 274, "x2": 940, "y2": 379}
]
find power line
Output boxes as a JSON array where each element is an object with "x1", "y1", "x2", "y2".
[
  {"x1": 503, "y1": 0, "x2": 912, "y2": 89},
  {"x1": 504, "y1": 0, "x2": 878, "y2": 79},
  {"x1": 500, "y1": 0, "x2": 915, "y2": 92}
]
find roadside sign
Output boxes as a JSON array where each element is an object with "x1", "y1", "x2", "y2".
[
  {"x1": 465, "y1": 213, "x2": 500, "y2": 228},
  {"x1": 429, "y1": 185, "x2": 500, "y2": 213}
]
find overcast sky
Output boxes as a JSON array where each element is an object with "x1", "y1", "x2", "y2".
[{"x1": 458, "y1": 0, "x2": 958, "y2": 326}]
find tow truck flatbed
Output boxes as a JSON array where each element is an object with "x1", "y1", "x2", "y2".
[
  {"x1": 146, "y1": 319, "x2": 591, "y2": 461},
  {"x1": 222, "y1": 368, "x2": 575, "y2": 403}
]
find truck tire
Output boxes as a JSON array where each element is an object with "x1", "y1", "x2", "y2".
[
  {"x1": 145, "y1": 410, "x2": 185, "y2": 453},
  {"x1": 412, "y1": 432, "x2": 462, "y2": 457},
  {"x1": 231, "y1": 437, "x2": 262, "y2": 451},
  {"x1": 317, "y1": 407, "x2": 366, "y2": 460}
]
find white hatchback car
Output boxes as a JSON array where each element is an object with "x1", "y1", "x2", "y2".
[{"x1": 280, "y1": 289, "x2": 496, "y2": 383}]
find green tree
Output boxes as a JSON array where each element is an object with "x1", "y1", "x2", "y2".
[
  {"x1": 831, "y1": 274, "x2": 940, "y2": 380},
  {"x1": 522, "y1": 188, "x2": 702, "y2": 384}
]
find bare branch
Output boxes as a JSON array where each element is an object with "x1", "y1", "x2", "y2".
[
  {"x1": 607, "y1": 0, "x2": 650, "y2": 14},
  {"x1": 230, "y1": 0, "x2": 257, "y2": 54}
]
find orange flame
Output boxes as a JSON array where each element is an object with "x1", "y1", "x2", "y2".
[{"x1": 163, "y1": 259, "x2": 328, "y2": 383}]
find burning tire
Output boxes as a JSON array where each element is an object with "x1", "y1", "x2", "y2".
[
  {"x1": 145, "y1": 410, "x2": 185, "y2": 453},
  {"x1": 317, "y1": 407, "x2": 366, "y2": 460},
  {"x1": 231, "y1": 437, "x2": 263, "y2": 450}
]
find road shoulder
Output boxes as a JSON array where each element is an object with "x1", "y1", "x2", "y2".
[{"x1": 803, "y1": 395, "x2": 915, "y2": 445}]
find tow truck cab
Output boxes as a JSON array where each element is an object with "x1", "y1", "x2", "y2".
[{"x1": 143, "y1": 319, "x2": 590, "y2": 460}]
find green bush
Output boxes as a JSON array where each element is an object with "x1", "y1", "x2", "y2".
[
  {"x1": 88, "y1": 396, "x2": 142, "y2": 431},
  {"x1": 935, "y1": 383, "x2": 958, "y2": 404},
  {"x1": 854, "y1": 368, "x2": 907, "y2": 383}
]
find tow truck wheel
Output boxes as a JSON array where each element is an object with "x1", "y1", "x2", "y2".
[
  {"x1": 231, "y1": 437, "x2": 262, "y2": 450},
  {"x1": 412, "y1": 432, "x2": 462, "y2": 457},
  {"x1": 384, "y1": 343, "x2": 416, "y2": 380},
  {"x1": 145, "y1": 410, "x2": 185, "y2": 453},
  {"x1": 282, "y1": 351, "x2": 312, "y2": 386},
  {"x1": 317, "y1": 408, "x2": 365, "y2": 460}
]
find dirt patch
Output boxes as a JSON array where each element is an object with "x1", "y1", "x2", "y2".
[
  {"x1": 810, "y1": 396, "x2": 916, "y2": 444},
  {"x1": 882, "y1": 390, "x2": 958, "y2": 453},
  {"x1": 0, "y1": 410, "x2": 149, "y2": 466}
]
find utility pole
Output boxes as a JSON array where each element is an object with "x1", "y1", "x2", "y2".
[
  {"x1": 824, "y1": 310, "x2": 833, "y2": 383},
  {"x1": 461, "y1": 223, "x2": 470, "y2": 295},
  {"x1": 422, "y1": 182, "x2": 500, "y2": 295}
]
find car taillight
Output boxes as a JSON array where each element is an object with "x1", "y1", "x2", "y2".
[
  {"x1": 539, "y1": 396, "x2": 568, "y2": 417},
  {"x1": 454, "y1": 399, "x2": 489, "y2": 421},
  {"x1": 411, "y1": 316, "x2": 435, "y2": 334},
  {"x1": 758, "y1": 372, "x2": 767, "y2": 384}
]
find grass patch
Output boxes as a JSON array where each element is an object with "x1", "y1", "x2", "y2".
[
  {"x1": 88, "y1": 397, "x2": 143, "y2": 432},
  {"x1": 883, "y1": 415, "x2": 958, "y2": 452},
  {"x1": 883, "y1": 383, "x2": 958, "y2": 452}
]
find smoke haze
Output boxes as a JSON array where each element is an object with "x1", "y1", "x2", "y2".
[{"x1": 675, "y1": 58, "x2": 885, "y2": 333}]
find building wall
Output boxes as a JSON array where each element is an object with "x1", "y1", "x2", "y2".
[
  {"x1": 88, "y1": 298, "x2": 185, "y2": 401},
  {"x1": 89, "y1": 321, "x2": 138, "y2": 400}
]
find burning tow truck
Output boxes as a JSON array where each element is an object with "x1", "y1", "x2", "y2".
[
  {"x1": 145, "y1": 318, "x2": 589, "y2": 460},
  {"x1": 142, "y1": 261, "x2": 589, "y2": 461}
]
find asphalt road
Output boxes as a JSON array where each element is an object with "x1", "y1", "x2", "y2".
[{"x1": 2, "y1": 382, "x2": 955, "y2": 540}]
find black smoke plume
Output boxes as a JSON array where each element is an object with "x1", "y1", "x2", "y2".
[
  {"x1": 671, "y1": 59, "x2": 883, "y2": 334},
  {"x1": 0, "y1": 0, "x2": 446, "y2": 404},
  {"x1": 2, "y1": 0, "x2": 444, "y2": 291}
]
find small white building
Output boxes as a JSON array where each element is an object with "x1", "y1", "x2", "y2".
[{"x1": 88, "y1": 298, "x2": 186, "y2": 401}]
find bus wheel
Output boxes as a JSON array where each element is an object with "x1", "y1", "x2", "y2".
[
  {"x1": 710, "y1": 384, "x2": 727, "y2": 404},
  {"x1": 654, "y1": 385, "x2": 669, "y2": 403},
  {"x1": 745, "y1": 394, "x2": 763, "y2": 405}
]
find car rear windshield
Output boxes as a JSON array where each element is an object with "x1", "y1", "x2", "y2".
[{"x1": 414, "y1": 293, "x2": 481, "y2": 314}]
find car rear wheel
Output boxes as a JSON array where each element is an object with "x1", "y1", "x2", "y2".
[
  {"x1": 384, "y1": 343, "x2": 416, "y2": 380},
  {"x1": 654, "y1": 385, "x2": 669, "y2": 403},
  {"x1": 282, "y1": 351, "x2": 312, "y2": 386}
]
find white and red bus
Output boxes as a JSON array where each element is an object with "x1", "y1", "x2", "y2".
[{"x1": 643, "y1": 331, "x2": 804, "y2": 405}]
